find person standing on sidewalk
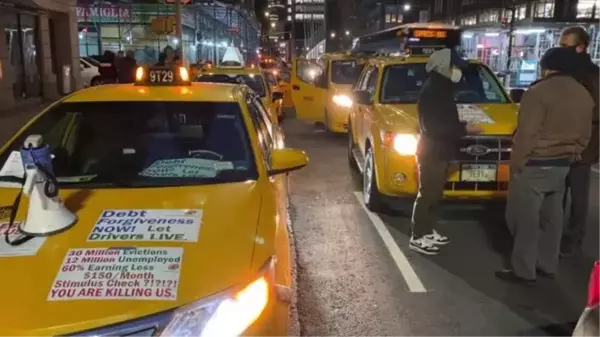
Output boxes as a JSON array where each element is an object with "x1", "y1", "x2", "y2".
[
  {"x1": 410, "y1": 48, "x2": 484, "y2": 255},
  {"x1": 558, "y1": 26, "x2": 600, "y2": 257},
  {"x1": 496, "y1": 47, "x2": 594, "y2": 285}
]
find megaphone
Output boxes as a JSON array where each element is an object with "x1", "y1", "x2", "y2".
[{"x1": 18, "y1": 135, "x2": 77, "y2": 236}]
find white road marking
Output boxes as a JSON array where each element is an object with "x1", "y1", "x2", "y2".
[{"x1": 354, "y1": 192, "x2": 427, "y2": 293}]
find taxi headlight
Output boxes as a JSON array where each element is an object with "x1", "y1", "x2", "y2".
[
  {"x1": 157, "y1": 259, "x2": 274, "y2": 337},
  {"x1": 332, "y1": 94, "x2": 353, "y2": 108},
  {"x1": 392, "y1": 134, "x2": 418, "y2": 155}
]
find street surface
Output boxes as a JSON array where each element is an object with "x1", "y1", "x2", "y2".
[{"x1": 284, "y1": 118, "x2": 598, "y2": 336}]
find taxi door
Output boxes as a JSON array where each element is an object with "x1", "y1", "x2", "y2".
[
  {"x1": 247, "y1": 96, "x2": 292, "y2": 290},
  {"x1": 291, "y1": 57, "x2": 326, "y2": 122},
  {"x1": 354, "y1": 65, "x2": 379, "y2": 155}
]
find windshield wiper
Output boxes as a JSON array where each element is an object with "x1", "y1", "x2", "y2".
[{"x1": 0, "y1": 176, "x2": 24, "y2": 184}]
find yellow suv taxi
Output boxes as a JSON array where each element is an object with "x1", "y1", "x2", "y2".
[
  {"x1": 292, "y1": 53, "x2": 365, "y2": 133},
  {"x1": 347, "y1": 55, "x2": 518, "y2": 212},
  {"x1": 0, "y1": 65, "x2": 307, "y2": 336}
]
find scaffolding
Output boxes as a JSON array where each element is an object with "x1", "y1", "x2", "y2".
[{"x1": 77, "y1": 0, "x2": 261, "y2": 64}]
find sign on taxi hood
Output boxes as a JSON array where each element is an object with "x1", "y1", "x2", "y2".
[
  {"x1": 379, "y1": 103, "x2": 517, "y2": 135},
  {"x1": 0, "y1": 182, "x2": 262, "y2": 335}
]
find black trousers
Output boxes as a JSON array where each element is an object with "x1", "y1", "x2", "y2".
[
  {"x1": 562, "y1": 162, "x2": 592, "y2": 248},
  {"x1": 411, "y1": 151, "x2": 448, "y2": 238}
]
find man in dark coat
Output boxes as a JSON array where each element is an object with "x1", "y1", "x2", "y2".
[
  {"x1": 410, "y1": 48, "x2": 483, "y2": 255},
  {"x1": 117, "y1": 50, "x2": 137, "y2": 83},
  {"x1": 496, "y1": 47, "x2": 593, "y2": 284},
  {"x1": 558, "y1": 26, "x2": 600, "y2": 257}
]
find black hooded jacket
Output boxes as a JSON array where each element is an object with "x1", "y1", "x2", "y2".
[
  {"x1": 574, "y1": 53, "x2": 599, "y2": 164},
  {"x1": 417, "y1": 71, "x2": 466, "y2": 158}
]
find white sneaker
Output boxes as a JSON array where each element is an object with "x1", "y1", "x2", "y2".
[
  {"x1": 425, "y1": 230, "x2": 450, "y2": 245},
  {"x1": 409, "y1": 236, "x2": 440, "y2": 255}
]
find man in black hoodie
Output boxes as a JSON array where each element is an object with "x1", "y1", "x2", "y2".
[
  {"x1": 558, "y1": 26, "x2": 600, "y2": 257},
  {"x1": 410, "y1": 48, "x2": 483, "y2": 255}
]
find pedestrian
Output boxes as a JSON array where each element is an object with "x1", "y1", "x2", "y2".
[
  {"x1": 117, "y1": 50, "x2": 138, "y2": 84},
  {"x1": 558, "y1": 26, "x2": 600, "y2": 258},
  {"x1": 496, "y1": 47, "x2": 594, "y2": 285},
  {"x1": 410, "y1": 48, "x2": 484, "y2": 255}
]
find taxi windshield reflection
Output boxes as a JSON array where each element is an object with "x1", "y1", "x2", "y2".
[
  {"x1": 380, "y1": 63, "x2": 508, "y2": 104},
  {"x1": 0, "y1": 101, "x2": 258, "y2": 188}
]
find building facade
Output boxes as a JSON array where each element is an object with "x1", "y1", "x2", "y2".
[
  {"x1": 355, "y1": 0, "x2": 432, "y2": 35},
  {"x1": 0, "y1": 0, "x2": 82, "y2": 111},
  {"x1": 430, "y1": 0, "x2": 600, "y2": 87}
]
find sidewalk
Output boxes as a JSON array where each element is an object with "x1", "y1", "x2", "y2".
[{"x1": 0, "y1": 101, "x2": 49, "y2": 146}]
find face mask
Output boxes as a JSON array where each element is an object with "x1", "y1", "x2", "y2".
[{"x1": 451, "y1": 67, "x2": 462, "y2": 83}]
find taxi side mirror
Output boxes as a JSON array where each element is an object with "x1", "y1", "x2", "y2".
[
  {"x1": 272, "y1": 92, "x2": 284, "y2": 102},
  {"x1": 353, "y1": 90, "x2": 372, "y2": 105},
  {"x1": 269, "y1": 148, "x2": 308, "y2": 176},
  {"x1": 509, "y1": 88, "x2": 525, "y2": 103}
]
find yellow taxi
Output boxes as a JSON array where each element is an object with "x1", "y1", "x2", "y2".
[
  {"x1": 347, "y1": 54, "x2": 518, "y2": 212},
  {"x1": 292, "y1": 53, "x2": 365, "y2": 133},
  {"x1": 0, "y1": 65, "x2": 307, "y2": 335},
  {"x1": 196, "y1": 48, "x2": 284, "y2": 123}
]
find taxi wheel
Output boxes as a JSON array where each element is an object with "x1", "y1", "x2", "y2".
[
  {"x1": 363, "y1": 146, "x2": 384, "y2": 212},
  {"x1": 324, "y1": 109, "x2": 331, "y2": 133},
  {"x1": 347, "y1": 123, "x2": 357, "y2": 170}
]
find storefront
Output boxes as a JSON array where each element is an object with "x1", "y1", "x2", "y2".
[
  {"x1": 0, "y1": 0, "x2": 81, "y2": 111},
  {"x1": 76, "y1": 0, "x2": 261, "y2": 65},
  {"x1": 459, "y1": 0, "x2": 600, "y2": 87}
]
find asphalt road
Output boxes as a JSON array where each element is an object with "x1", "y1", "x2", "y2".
[{"x1": 284, "y1": 118, "x2": 598, "y2": 336}]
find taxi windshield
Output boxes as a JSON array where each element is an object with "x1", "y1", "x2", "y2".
[
  {"x1": 195, "y1": 74, "x2": 266, "y2": 97},
  {"x1": 0, "y1": 101, "x2": 257, "y2": 188},
  {"x1": 380, "y1": 63, "x2": 508, "y2": 104},
  {"x1": 331, "y1": 60, "x2": 363, "y2": 84}
]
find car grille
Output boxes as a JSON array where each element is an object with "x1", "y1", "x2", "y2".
[
  {"x1": 446, "y1": 135, "x2": 512, "y2": 192},
  {"x1": 453, "y1": 135, "x2": 512, "y2": 163},
  {"x1": 64, "y1": 310, "x2": 173, "y2": 337}
]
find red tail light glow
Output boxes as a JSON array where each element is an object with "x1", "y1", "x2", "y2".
[{"x1": 587, "y1": 260, "x2": 599, "y2": 308}]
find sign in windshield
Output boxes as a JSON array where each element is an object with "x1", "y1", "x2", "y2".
[
  {"x1": 380, "y1": 63, "x2": 508, "y2": 104},
  {"x1": 330, "y1": 60, "x2": 364, "y2": 85},
  {"x1": 196, "y1": 74, "x2": 266, "y2": 97},
  {"x1": 0, "y1": 102, "x2": 257, "y2": 188}
]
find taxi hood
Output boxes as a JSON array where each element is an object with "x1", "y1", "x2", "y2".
[
  {"x1": 378, "y1": 103, "x2": 517, "y2": 135},
  {"x1": 0, "y1": 181, "x2": 262, "y2": 335},
  {"x1": 330, "y1": 83, "x2": 353, "y2": 95}
]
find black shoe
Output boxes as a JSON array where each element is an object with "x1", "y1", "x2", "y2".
[
  {"x1": 536, "y1": 269, "x2": 556, "y2": 280},
  {"x1": 495, "y1": 269, "x2": 536, "y2": 286}
]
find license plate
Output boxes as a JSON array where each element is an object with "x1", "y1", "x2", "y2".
[{"x1": 461, "y1": 164, "x2": 497, "y2": 182}]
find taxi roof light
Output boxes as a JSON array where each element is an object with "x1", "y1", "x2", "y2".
[
  {"x1": 179, "y1": 67, "x2": 189, "y2": 82},
  {"x1": 134, "y1": 66, "x2": 191, "y2": 86},
  {"x1": 135, "y1": 67, "x2": 144, "y2": 81},
  {"x1": 220, "y1": 47, "x2": 245, "y2": 68}
]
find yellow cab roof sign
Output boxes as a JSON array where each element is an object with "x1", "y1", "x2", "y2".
[
  {"x1": 220, "y1": 47, "x2": 245, "y2": 68},
  {"x1": 135, "y1": 66, "x2": 191, "y2": 86}
]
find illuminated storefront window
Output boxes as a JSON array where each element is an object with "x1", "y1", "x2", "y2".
[
  {"x1": 577, "y1": 0, "x2": 600, "y2": 18},
  {"x1": 533, "y1": 1, "x2": 555, "y2": 18}
]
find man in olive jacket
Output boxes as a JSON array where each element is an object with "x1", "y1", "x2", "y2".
[
  {"x1": 497, "y1": 47, "x2": 593, "y2": 284},
  {"x1": 558, "y1": 26, "x2": 600, "y2": 257}
]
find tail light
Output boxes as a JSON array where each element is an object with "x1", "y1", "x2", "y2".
[{"x1": 586, "y1": 260, "x2": 599, "y2": 308}]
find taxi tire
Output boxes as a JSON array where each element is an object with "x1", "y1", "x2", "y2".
[
  {"x1": 363, "y1": 146, "x2": 384, "y2": 213},
  {"x1": 324, "y1": 108, "x2": 332, "y2": 133},
  {"x1": 347, "y1": 122, "x2": 358, "y2": 170}
]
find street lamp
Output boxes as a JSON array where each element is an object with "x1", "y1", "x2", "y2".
[
  {"x1": 264, "y1": 11, "x2": 269, "y2": 17},
  {"x1": 330, "y1": 32, "x2": 336, "y2": 38},
  {"x1": 345, "y1": 30, "x2": 350, "y2": 36},
  {"x1": 271, "y1": 22, "x2": 276, "y2": 28},
  {"x1": 403, "y1": 3, "x2": 411, "y2": 11}
]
